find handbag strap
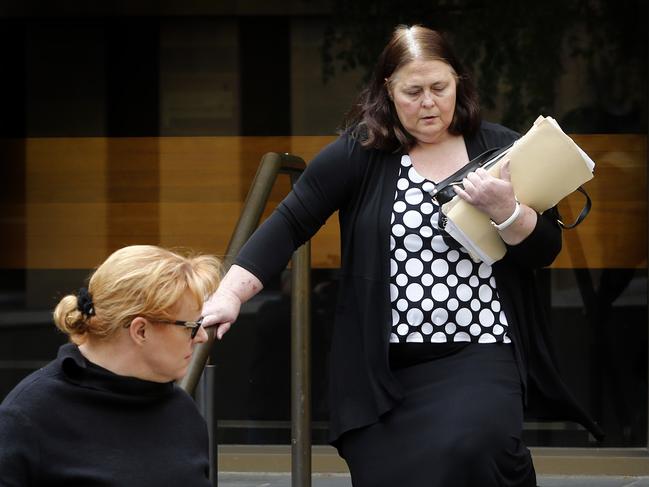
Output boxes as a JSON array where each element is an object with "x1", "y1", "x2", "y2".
[
  {"x1": 432, "y1": 142, "x2": 514, "y2": 198},
  {"x1": 556, "y1": 186, "x2": 592, "y2": 229}
]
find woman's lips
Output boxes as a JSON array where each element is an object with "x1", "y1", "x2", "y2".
[{"x1": 421, "y1": 115, "x2": 438, "y2": 123}]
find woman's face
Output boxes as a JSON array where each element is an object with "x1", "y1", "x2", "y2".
[
  {"x1": 388, "y1": 59, "x2": 458, "y2": 145},
  {"x1": 142, "y1": 291, "x2": 208, "y2": 382}
]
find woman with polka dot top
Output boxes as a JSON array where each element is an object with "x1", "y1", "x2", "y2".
[{"x1": 202, "y1": 25, "x2": 603, "y2": 487}]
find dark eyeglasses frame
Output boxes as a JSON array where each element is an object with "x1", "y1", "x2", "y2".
[{"x1": 151, "y1": 317, "x2": 204, "y2": 339}]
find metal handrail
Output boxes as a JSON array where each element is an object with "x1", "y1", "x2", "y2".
[{"x1": 179, "y1": 152, "x2": 312, "y2": 487}]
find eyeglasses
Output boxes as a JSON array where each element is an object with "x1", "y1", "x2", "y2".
[{"x1": 152, "y1": 318, "x2": 204, "y2": 339}]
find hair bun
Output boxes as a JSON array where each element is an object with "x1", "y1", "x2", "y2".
[{"x1": 53, "y1": 294, "x2": 90, "y2": 343}]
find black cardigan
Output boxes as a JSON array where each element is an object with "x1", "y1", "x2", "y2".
[
  {"x1": 0, "y1": 344, "x2": 211, "y2": 486},
  {"x1": 236, "y1": 121, "x2": 604, "y2": 443}
]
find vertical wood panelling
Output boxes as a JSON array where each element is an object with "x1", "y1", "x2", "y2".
[
  {"x1": 106, "y1": 138, "x2": 160, "y2": 252},
  {"x1": 159, "y1": 136, "x2": 244, "y2": 254},
  {"x1": 554, "y1": 135, "x2": 647, "y2": 268},
  {"x1": 24, "y1": 138, "x2": 108, "y2": 269},
  {"x1": 1, "y1": 134, "x2": 645, "y2": 269}
]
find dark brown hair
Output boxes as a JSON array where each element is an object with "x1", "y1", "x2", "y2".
[{"x1": 343, "y1": 25, "x2": 481, "y2": 152}]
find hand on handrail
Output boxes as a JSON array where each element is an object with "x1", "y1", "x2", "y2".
[{"x1": 201, "y1": 264, "x2": 264, "y2": 340}]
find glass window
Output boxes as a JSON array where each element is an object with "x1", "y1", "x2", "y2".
[{"x1": 0, "y1": 5, "x2": 646, "y2": 449}]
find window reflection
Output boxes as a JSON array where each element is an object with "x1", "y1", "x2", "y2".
[{"x1": 0, "y1": 12, "x2": 646, "y2": 448}]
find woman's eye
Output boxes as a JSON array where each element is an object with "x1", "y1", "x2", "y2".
[{"x1": 406, "y1": 90, "x2": 420, "y2": 96}]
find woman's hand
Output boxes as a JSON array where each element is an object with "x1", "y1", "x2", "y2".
[
  {"x1": 453, "y1": 159, "x2": 516, "y2": 222},
  {"x1": 202, "y1": 288, "x2": 243, "y2": 340},
  {"x1": 453, "y1": 159, "x2": 537, "y2": 245},
  {"x1": 201, "y1": 264, "x2": 264, "y2": 340}
]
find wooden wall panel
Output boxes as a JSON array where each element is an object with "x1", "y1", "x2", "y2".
[
  {"x1": 554, "y1": 135, "x2": 647, "y2": 269},
  {"x1": 0, "y1": 134, "x2": 645, "y2": 269},
  {"x1": 106, "y1": 139, "x2": 160, "y2": 251},
  {"x1": 159, "y1": 136, "x2": 243, "y2": 257},
  {"x1": 25, "y1": 203, "x2": 108, "y2": 268},
  {"x1": 24, "y1": 138, "x2": 108, "y2": 269}
]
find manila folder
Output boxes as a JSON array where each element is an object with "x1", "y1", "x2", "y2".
[{"x1": 441, "y1": 116, "x2": 595, "y2": 264}]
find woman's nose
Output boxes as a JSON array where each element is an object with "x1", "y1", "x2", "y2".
[
  {"x1": 194, "y1": 325, "x2": 209, "y2": 344},
  {"x1": 421, "y1": 90, "x2": 435, "y2": 107}
]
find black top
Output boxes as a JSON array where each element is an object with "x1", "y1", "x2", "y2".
[
  {"x1": 236, "y1": 120, "x2": 604, "y2": 443},
  {"x1": 0, "y1": 343, "x2": 210, "y2": 487}
]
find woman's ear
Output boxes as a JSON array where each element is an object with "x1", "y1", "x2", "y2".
[{"x1": 128, "y1": 317, "x2": 148, "y2": 346}]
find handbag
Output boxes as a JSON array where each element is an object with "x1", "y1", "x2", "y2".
[{"x1": 431, "y1": 143, "x2": 591, "y2": 230}]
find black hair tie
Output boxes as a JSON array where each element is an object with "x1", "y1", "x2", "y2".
[{"x1": 77, "y1": 287, "x2": 95, "y2": 317}]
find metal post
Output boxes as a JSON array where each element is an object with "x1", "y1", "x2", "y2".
[
  {"x1": 196, "y1": 365, "x2": 218, "y2": 487},
  {"x1": 291, "y1": 241, "x2": 311, "y2": 487},
  {"x1": 646, "y1": 28, "x2": 649, "y2": 451}
]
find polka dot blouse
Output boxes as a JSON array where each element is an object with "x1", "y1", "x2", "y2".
[{"x1": 389, "y1": 154, "x2": 511, "y2": 345}]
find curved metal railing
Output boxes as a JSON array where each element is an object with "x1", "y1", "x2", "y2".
[{"x1": 180, "y1": 152, "x2": 312, "y2": 487}]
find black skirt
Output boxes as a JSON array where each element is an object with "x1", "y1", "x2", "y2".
[{"x1": 336, "y1": 343, "x2": 536, "y2": 487}]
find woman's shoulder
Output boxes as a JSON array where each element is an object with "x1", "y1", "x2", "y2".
[
  {"x1": 478, "y1": 120, "x2": 520, "y2": 141},
  {"x1": 319, "y1": 129, "x2": 378, "y2": 161},
  {"x1": 1, "y1": 360, "x2": 61, "y2": 414},
  {"x1": 465, "y1": 120, "x2": 520, "y2": 156},
  {"x1": 306, "y1": 129, "x2": 389, "y2": 178}
]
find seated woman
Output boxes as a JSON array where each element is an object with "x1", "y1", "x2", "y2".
[{"x1": 0, "y1": 245, "x2": 222, "y2": 486}]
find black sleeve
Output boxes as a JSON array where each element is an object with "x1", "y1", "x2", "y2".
[
  {"x1": 0, "y1": 408, "x2": 38, "y2": 487},
  {"x1": 504, "y1": 208, "x2": 562, "y2": 269},
  {"x1": 235, "y1": 134, "x2": 361, "y2": 286}
]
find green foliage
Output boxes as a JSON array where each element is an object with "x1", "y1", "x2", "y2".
[{"x1": 322, "y1": 0, "x2": 647, "y2": 132}]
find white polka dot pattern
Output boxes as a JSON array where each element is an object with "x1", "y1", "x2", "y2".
[{"x1": 389, "y1": 155, "x2": 509, "y2": 344}]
